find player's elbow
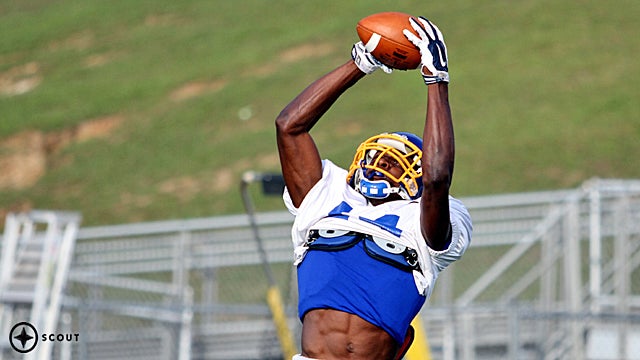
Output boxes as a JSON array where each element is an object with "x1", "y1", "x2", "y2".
[
  {"x1": 275, "y1": 110, "x2": 289, "y2": 133},
  {"x1": 422, "y1": 145, "x2": 454, "y2": 188},
  {"x1": 422, "y1": 162, "x2": 453, "y2": 191},
  {"x1": 275, "y1": 109, "x2": 303, "y2": 137},
  {"x1": 422, "y1": 176, "x2": 451, "y2": 195}
]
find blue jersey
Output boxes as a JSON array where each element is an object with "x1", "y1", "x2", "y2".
[{"x1": 298, "y1": 240, "x2": 425, "y2": 344}]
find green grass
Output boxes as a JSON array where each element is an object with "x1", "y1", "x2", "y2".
[{"x1": 1, "y1": 0, "x2": 639, "y2": 226}]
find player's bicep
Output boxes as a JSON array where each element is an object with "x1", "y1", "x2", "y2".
[
  {"x1": 277, "y1": 132, "x2": 323, "y2": 207},
  {"x1": 419, "y1": 183, "x2": 452, "y2": 251}
]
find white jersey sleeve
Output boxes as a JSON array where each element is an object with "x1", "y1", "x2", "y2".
[
  {"x1": 428, "y1": 196, "x2": 473, "y2": 272},
  {"x1": 283, "y1": 160, "x2": 367, "y2": 262}
]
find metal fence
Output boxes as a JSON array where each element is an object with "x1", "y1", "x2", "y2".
[
  {"x1": 64, "y1": 211, "x2": 298, "y2": 360},
  {"x1": 2, "y1": 178, "x2": 640, "y2": 359}
]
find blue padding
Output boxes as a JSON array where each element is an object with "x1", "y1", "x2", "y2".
[
  {"x1": 306, "y1": 230, "x2": 419, "y2": 272},
  {"x1": 363, "y1": 238, "x2": 414, "y2": 272},
  {"x1": 307, "y1": 231, "x2": 362, "y2": 251}
]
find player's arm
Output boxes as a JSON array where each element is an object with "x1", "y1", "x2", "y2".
[
  {"x1": 404, "y1": 17, "x2": 454, "y2": 251},
  {"x1": 420, "y1": 82, "x2": 454, "y2": 251},
  {"x1": 275, "y1": 43, "x2": 390, "y2": 208}
]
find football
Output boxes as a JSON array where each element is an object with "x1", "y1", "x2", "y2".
[{"x1": 356, "y1": 12, "x2": 421, "y2": 70}]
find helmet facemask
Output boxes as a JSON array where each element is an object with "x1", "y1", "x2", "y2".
[{"x1": 347, "y1": 133, "x2": 423, "y2": 200}]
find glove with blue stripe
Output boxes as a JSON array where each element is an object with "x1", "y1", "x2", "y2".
[{"x1": 403, "y1": 17, "x2": 449, "y2": 85}]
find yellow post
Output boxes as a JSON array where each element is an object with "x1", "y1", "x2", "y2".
[
  {"x1": 266, "y1": 286, "x2": 298, "y2": 360},
  {"x1": 405, "y1": 315, "x2": 432, "y2": 360}
]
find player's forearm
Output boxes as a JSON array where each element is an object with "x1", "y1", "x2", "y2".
[
  {"x1": 422, "y1": 83, "x2": 454, "y2": 188},
  {"x1": 275, "y1": 61, "x2": 365, "y2": 136}
]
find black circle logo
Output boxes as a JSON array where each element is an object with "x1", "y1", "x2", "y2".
[{"x1": 9, "y1": 322, "x2": 38, "y2": 353}]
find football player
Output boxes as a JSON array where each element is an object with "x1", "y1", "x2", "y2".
[{"x1": 276, "y1": 17, "x2": 472, "y2": 360}]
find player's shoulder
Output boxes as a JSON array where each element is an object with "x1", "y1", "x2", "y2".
[
  {"x1": 448, "y1": 195, "x2": 473, "y2": 230},
  {"x1": 448, "y1": 195, "x2": 468, "y2": 210},
  {"x1": 321, "y1": 159, "x2": 349, "y2": 183},
  {"x1": 322, "y1": 159, "x2": 346, "y2": 173}
]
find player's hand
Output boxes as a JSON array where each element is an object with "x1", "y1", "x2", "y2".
[
  {"x1": 403, "y1": 17, "x2": 449, "y2": 85},
  {"x1": 351, "y1": 41, "x2": 393, "y2": 74}
]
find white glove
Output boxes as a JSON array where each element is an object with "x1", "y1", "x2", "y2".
[
  {"x1": 351, "y1": 41, "x2": 393, "y2": 75},
  {"x1": 403, "y1": 17, "x2": 449, "y2": 85}
]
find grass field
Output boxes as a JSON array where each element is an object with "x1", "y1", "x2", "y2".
[{"x1": 1, "y1": 0, "x2": 639, "y2": 226}]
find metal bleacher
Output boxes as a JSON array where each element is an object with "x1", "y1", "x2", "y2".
[
  {"x1": 1, "y1": 178, "x2": 640, "y2": 360},
  {"x1": 0, "y1": 210, "x2": 81, "y2": 360}
]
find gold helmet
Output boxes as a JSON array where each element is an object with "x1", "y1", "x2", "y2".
[{"x1": 346, "y1": 132, "x2": 423, "y2": 200}]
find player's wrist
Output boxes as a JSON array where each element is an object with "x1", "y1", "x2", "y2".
[{"x1": 422, "y1": 71, "x2": 449, "y2": 85}]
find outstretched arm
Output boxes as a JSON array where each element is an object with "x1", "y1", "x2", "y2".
[
  {"x1": 275, "y1": 60, "x2": 365, "y2": 208},
  {"x1": 405, "y1": 17, "x2": 454, "y2": 251},
  {"x1": 275, "y1": 42, "x2": 392, "y2": 207},
  {"x1": 421, "y1": 82, "x2": 454, "y2": 251}
]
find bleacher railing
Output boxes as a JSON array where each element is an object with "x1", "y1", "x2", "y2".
[{"x1": 1, "y1": 178, "x2": 639, "y2": 360}]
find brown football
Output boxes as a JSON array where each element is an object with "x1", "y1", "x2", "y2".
[{"x1": 356, "y1": 12, "x2": 421, "y2": 70}]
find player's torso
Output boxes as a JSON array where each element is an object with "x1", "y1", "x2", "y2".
[
  {"x1": 297, "y1": 235, "x2": 425, "y2": 344},
  {"x1": 300, "y1": 308, "x2": 398, "y2": 360}
]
